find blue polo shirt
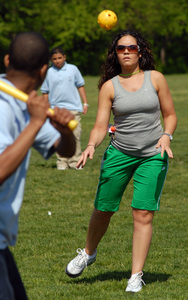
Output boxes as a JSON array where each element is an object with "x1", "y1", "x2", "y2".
[
  {"x1": 0, "y1": 78, "x2": 60, "y2": 249},
  {"x1": 41, "y1": 62, "x2": 85, "y2": 112}
]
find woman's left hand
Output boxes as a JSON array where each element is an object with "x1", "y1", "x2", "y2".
[{"x1": 156, "y1": 135, "x2": 173, "y2": 158}]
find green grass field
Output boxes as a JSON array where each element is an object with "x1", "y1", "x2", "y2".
[{"x1": 11, "y1": 74, "x2": 188, "y2": 299}]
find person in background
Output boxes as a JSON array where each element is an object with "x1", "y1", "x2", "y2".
[
  {"x1": 0, "y1": 31, "x2": 76, "y2": 300},
  {"x1": 41, "y1": 47, "x2": 89, "y2": 170},
  {"x1": 65, "y1": 30, "x2": 177, "y2": 293}
]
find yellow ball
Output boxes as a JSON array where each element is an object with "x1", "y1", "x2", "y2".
[{"x1": 98, "y1": 10, "x2": 117, "y2": 30}]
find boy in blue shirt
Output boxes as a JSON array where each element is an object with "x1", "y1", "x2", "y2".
[
  {"x1": 41, "y1": 47, "x2": 89, "y2": 170},
  {"x1": 0, "y1": 32, "x2": 76, "y2": 300}
]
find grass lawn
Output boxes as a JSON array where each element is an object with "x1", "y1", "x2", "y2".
[{"x1": 11, "y1": 74, "x2": 188, "y2": 299}]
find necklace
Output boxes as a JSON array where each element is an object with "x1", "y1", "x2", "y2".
[{"x1": 119, "y1": 70, "x2": 140, "y2": 77}]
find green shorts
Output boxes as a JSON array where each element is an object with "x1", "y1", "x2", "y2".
[{"x1": 94, "y1": 144, "x2": 168, "y2": 212}]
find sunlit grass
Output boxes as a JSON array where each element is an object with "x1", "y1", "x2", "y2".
[{"x1": 11, "y1": 74, "x2": 188, "y2": 299}]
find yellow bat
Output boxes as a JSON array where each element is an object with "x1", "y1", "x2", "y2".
[{"x1": 0, "y1": 80, "x2": 78, "y2": 131}]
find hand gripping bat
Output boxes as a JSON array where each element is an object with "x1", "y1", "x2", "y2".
[{"x1": 0, "y1": 80, "x2": 78, "y2": 131}]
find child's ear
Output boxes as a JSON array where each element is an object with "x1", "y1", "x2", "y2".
[{"x1": 4, "y1": 54, "x2": 10, "y2": 67}]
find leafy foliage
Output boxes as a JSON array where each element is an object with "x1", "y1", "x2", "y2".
[{"x1": 0, "y1": 0, "x2": 188, "y2": 74}]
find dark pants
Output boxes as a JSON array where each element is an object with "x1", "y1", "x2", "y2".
[{"x1": 0, "y1": 248, "x2": 28, "y2": 300}]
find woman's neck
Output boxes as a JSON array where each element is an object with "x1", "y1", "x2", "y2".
[{"x1": 119, "y1": 69, "x2": 141, "y2": 77}]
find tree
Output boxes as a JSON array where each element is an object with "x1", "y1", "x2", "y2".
[{"x1": 0, "y1": 0, "x2": 188, "y2": 74}]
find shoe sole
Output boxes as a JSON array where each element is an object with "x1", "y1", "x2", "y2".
[
  {"x1": 65, "y1": 266, "x2": 84, "y2": 278},
  {"x1": 125, "y1": 286, "x2": 142, "y2": 293},
  {"x1": 125, "y1": 289, "x2": 142, "y2": 293},
  {"x1": 65, "y1": 257, "x2": 96, "y2": 278}
]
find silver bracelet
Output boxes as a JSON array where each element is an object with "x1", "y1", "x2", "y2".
[
  {"x1": 163, "y1": 133, "x2": 173, "y2": 141},
  {"x1": 83, "y1": 103, "x2": 89, "y2": 107}
]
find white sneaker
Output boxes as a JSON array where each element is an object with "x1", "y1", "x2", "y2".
[
  {"x1": 65, "y1": 248, "x2": 97, "y2": 278},
  {"x1": 57, "y1": 166, "x2": 68, "y2": 170},
  {"x1": 125, "y1": 271, "x2": 146, "y2": 293}
]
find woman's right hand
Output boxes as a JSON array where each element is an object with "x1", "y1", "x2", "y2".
[{"x1": 76, "y1": 145, "x2": 95, "y2": 169}]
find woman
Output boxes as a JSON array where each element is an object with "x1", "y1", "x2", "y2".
[{"x1": 65, "y1": 30, "x2": 177, "y2": 293}]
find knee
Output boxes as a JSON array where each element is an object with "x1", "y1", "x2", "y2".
[
  {"x1": 92, "y1": 208, "x2": 115, "y2": 221},
  {"x1": 132, "y1": 209, "x2": 154, "y2": 225}
]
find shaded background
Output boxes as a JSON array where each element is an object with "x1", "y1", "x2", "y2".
[{"x1": 0, "y1": 0, "x2": 188, "y2": 75}]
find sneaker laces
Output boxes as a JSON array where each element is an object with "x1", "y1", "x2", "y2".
[
  {"x1": 74, "y1": 248, "x2": 88, "y2": 268},
  {"x1": 129, "y1": 271, "x2": 146, "y2": 286}
]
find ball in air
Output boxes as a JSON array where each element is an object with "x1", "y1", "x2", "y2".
[{"x1": 98, "y1": 10, "x2": 117, "y2": 30}]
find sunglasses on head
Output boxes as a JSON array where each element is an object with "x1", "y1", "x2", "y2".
[{"x1": 116, "y1": 44, "x2": 140, "y2": 54}]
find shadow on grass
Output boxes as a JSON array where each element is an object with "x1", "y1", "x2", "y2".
[
  {"x1": 34, "y1": 162, "x2": 57, "y2": 168},
  {"x1": 66, "y1": 270, "x2": 171, "y2": 285}
]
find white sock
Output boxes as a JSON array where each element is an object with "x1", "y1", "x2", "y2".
[
  {"x1": 84, "y1": 248, "x2": 95, "y2": 258},
  {"x1": 131, "y1": 271, "x2": 142, "y2": 278}
]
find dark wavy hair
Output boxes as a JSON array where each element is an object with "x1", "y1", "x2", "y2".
[{"x1": 98, "y1": 30, "x2": 155, "y2": 89}]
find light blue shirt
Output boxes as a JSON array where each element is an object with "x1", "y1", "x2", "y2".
[
  {"x1": 0, "y1": 78, "x2": 60, "y2": 249},
  {"x1": 41, "y1": 62, "x2": 85, "y2": 112}
]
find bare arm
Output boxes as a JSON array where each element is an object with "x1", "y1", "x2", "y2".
[
  {"x1": 0, "y1": 91, "x2": 50, "y2": 184},
  {"x1": 43, "y1": 93, "x2": 49, "y2": 102},
  {"x1": 78, "y1": 86, "x2": 88, "y2": 115},
  {"x1": 42, "y1": 92, "x2": 76, "y2": 157},
  {"x1": 47, "y1": 107, "x2": 76, "y2": 157},
  {"x1": 0, "y1": 92, "x2": 76, "y2": 184},
  {"x1": 76, "y1": 80, "x2": 114, "y2": 168},
  {"x1": 151, "y1": 71, "x2": 177, "y2": 158}
]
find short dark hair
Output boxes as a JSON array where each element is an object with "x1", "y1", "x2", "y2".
[
  {"x1": 8, "y1": 32, "x2": 49, "y2": 74},
  {"x1": 50, "y1": 47, "x2": 65, "y2": 58}
]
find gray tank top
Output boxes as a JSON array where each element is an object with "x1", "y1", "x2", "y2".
[{"x1": 111, "y1": 71, "x2": 163, "y2": 157}]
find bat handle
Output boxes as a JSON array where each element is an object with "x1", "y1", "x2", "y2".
[
  {"x1": 0, "y1": 80, "x2": 78, "y2": 131},
  {"x1": 47, "y1": 108, "x2": 78, "y2": 130}
]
